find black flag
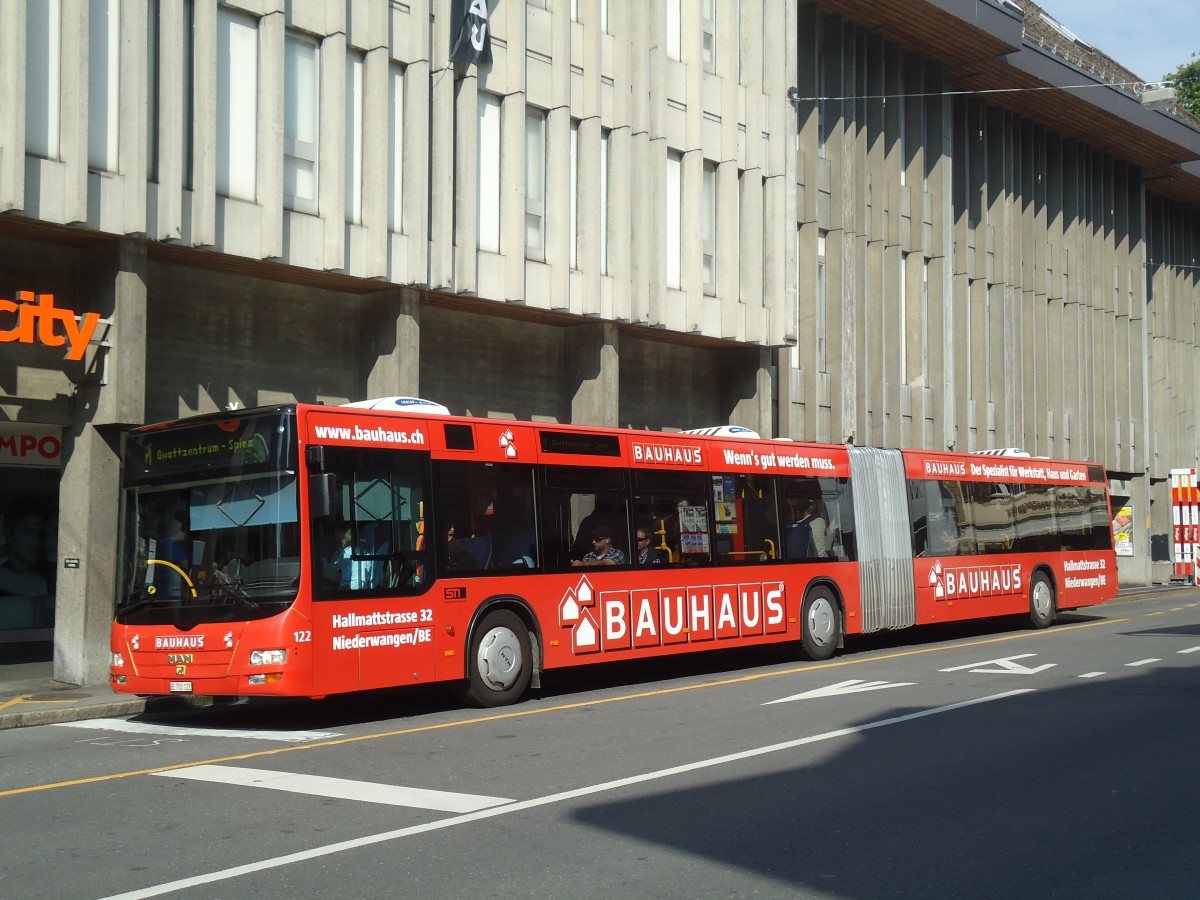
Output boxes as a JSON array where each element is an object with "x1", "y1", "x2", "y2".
[{"x1": 450, "y1": 0, "x2": 492, "y2": 67}]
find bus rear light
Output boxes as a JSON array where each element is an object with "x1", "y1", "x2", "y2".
[
  {"x1": 249, "y1": 649, "x2": 287, "y2": 666},
  {"x1": 112, "y1": 652, "x2": 126, "y2": 668}
]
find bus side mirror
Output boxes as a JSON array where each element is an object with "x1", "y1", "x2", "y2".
[{"x1": 309, "y1": 473, "x2": 338, "y2": 518}]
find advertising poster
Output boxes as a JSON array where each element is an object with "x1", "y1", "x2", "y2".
[{"x1": 1112, "y1": 505, "x2": 1134, "y2": 557}]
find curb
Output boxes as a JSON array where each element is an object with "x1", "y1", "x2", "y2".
[{"x1": 0, "y1": 695, "x2": 191, "y2": 731}]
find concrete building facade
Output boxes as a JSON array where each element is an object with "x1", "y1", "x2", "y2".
[{"x1": 1, "y1": 0, "x2": 1199, "y2": 684}]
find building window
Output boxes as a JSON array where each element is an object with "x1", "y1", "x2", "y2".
[
  {"x1": 217, "y1": 7, "x2": 258, "y2": 201},
  {"x1": 148, "y1": 1, "x2": 194, "y2": 186},
  {"x1": 899, "y1": 251, "x2": 908, "y2": 382},
  {"x1": 88, "y1": 0, "x2": 120, "y2": 172},
  {"x1": 388, "y1": 63, "x2": 404, "y2": 233},
  {"x1": 147, "y1": 5, "x2": 159, "y2": 180},
  {"x1": 345, "y1": 48, "x2": 365, "y2": 224},
  {"x1": 284, "y1": 33, "x2": 319, "y2": 213},
  {"x1": 525, "y1": 108, "x2": 547, "y2": 261},
  {"x1": 816, "y1": 45, "x2": 827, "y2": 160},
  {"x1": 702, "y1": 0, "x2": 715, "y2": 72},
  {"x1": 667, "y1": 151, "x2": 682, "y2": 289},
  {"x1": 477, "y1": 93, "x2": 501, "y2": 253},
  {"x1": 921, "y1": 256, "x2": 929, "y2": 385},
  {"x1": 570, "y1": 119, "x2": 579, "y2": 270},
  {"x1": 667, "y1": 0, "x2": 680, "y2": 60},
  {"x1": 26, "y1": 0, "x2": 61, "y2": 159},
  {"x1": 817, "y1": 231, "x2": 827, "y2": 373},
  {"x1": 703, "y1": 161, "x2": 716, "y2": 294},
  {"x1": 600, "y1": 127, "x2": 610, "y2": 275}
]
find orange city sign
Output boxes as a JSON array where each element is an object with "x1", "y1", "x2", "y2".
[{"x1": 0, "y1": 290, "x2": 101, "y2": 361}]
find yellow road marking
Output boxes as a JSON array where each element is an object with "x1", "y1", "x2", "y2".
[
  {"x1": 0, "y1": 615, "x2": 1125, "y2": 800},
  {"x1": 0, "y1": 695, "x2": 32, "y2": 713}
]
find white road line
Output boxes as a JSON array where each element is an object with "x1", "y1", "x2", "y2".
[
  {"x1": 55, "y1": 719, "x2": 341, "y2": 743},
  {"x1": 1179, "y1": 647, "x2": 1200, "y2": 654},
  {"x1": 101, "y1": 688, "x2": 1034, "y2": 900},
  {"x1": 154, "y1": 765, "x2": 511, "y2": 812},
  {"x1": 1078, "y1": 672, "x2": 1105, "y2": 678},
  {"x1": 764, "y1": 679, "x2": 916, "y2": 704},
  {"x1": 1125, "y1": 658, "x2": 1161, "y2": 667}
]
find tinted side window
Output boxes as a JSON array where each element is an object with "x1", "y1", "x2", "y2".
[
  {"x1": 541, "y1": 466, "x2": 630, "y2": 570},
  {"x1": 432, "y1": 461, "x2": 538, "y2": 576}
]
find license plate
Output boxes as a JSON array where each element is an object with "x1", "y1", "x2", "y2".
[{"x1": 169, "y1": 681, "x2": 193, "y2": 693}]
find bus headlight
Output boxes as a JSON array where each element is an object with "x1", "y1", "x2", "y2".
[
  {"x1": 112, "y1": 652, "x2": 126, "y2": 668},
  {"x1": 249, "y1": 649, "x2": 287, "y2": 666}
]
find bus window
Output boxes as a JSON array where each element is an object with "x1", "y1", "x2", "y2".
[
  {"x1": 779, "y1": 476, "x2": 852, "y2": 561},
  {"x1": 311, "y1": 447, "x2": 429, "y2": 598},
  {"x1": 432, "y1": 461, "x2": 538, "y2": 575},
  {"x1": 963, "y1": 482, "x2": 1016, "y2": 553},
  {"x1": 542, "y1": 466, "x2": 630, "y2": 570},
  {"x1": 1012, "y1": 482, "x2": 1055, "y2": 553},
  {"x1": 710, "y1": 473, "x2": 778, "y2": 565},
  {"x1": 1056, "y1": 486, "x2": 1114, "y2": 552},
  {"x1": 909, "y1": 479, "x2": 967, "y2": 557},
  {"x1": 632, "y1": 470, "x2": 712, "y2": 566}
]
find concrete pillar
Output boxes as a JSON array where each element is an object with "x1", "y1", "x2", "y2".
[
  {"x1": 566, "y1": 321, "x2": 619, "y2": 427},
  {"x1": 55, "y1": 239, "x2": 147, "y2": 686},
  {"x1": 54, "y1": 422, "x2": 122, "y2": 686},
  {"x1": 364, "y1": 287, "x2": 421, "y2": 399},
  {"x1": 726, "y1": 349, "x2": 774, "y2": 437}
]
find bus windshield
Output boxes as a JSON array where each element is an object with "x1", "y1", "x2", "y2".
[{"x1": 115, "y1": 410, "x2": 301, "y2": 626}]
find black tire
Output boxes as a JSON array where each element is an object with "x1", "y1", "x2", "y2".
[
  {"x1": 1028, "y1": 571, "x2": 1056, "y2": 629},
  {"x1": 465, "y1": 609, "x2": 532, "y2": 707},
  {"x1": 801, "y1": 586, "x2": 841, "y2": 661}
]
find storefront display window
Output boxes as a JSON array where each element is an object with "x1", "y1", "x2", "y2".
[{"x1": 1, "y1": 425, "x2": 61, "y2": 654}]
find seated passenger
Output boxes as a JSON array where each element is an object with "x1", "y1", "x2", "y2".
[
  {"x1": 572, "y1": 526, "x2": 627, "y2": 567},
  {"x1": 785, "y1": 499, "x2": 830, "y2": 559},
  {"x1": 635, "y1": 527, "x2": 666, "y2": 566}
]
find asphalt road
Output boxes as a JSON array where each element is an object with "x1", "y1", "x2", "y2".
[{"x1": 3, "y1": 590, "x2": 1199, "y2": 900}]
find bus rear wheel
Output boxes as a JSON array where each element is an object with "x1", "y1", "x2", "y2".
[
  {"x1": 801, "y1": 586, "x2": 841, "y2": 661},
  {"x1": 465, "y1": 609, "x2": 532, "y2": 707},
  {"x1": 1029, "y1": 572, "x2": 1056, "y2": 629}
]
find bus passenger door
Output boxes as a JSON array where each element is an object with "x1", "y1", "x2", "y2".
[{"x1": 308, "y1": 442, "x2": 438, "y2": 694}]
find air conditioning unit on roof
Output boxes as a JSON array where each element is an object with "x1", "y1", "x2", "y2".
[{"x1": 342, "y1": 396, "x2": 451, "y2": 415}]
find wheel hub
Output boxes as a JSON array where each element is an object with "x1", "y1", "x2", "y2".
[
  {"x1": 477, "y1": 626, "x2": 522, "y2": 691},
  {"x1": 807, "y1": 597, "x2": 835, "y2": 647},
  {"x1": 1033, "y1": 581, "x2": 1052, "y2": 618}
]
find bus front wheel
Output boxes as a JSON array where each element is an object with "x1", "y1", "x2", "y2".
[
  {"x1": 801, "y1": 586, "x2": 841, "y2": 661},
  {"x1": 1028, "y1": 572, "x2": 1056, "y2": 629},
  {"x1": 465, "y1": 609, "x2": 532, "y2": 707}
]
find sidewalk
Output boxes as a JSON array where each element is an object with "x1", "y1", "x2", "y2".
[
  {"x1": 0, "y1": 583, "x2": 1194, "y2": 731},
  {"x1": 0, "y1": 655, "x2": 189, "y2": 730}
]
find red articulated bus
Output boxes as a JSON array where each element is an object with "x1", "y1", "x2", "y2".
[{"x1": 110, "y1": 398, "x2": 1117, "y2": 706}]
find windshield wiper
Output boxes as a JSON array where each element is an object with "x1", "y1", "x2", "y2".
[{"x1": 210, "y1": 577, "x2": 261, "y2": 613}]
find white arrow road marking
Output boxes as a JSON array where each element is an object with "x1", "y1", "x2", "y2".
[
  {"x1": 939, "y1": 653, "x2": 1056, "y2": 675},
  {"x1": 764, "y1": 679, "x2": 916, "y2": 705},
  {"x1": 155, "y1": 765, "x2": 512, "y2": 813}
]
